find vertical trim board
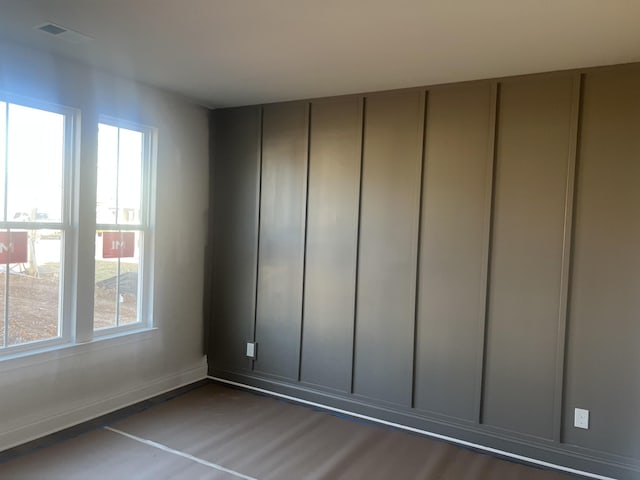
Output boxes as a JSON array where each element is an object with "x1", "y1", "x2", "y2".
[
  {"x1": 552, "y1": 73, "x2": 582, "y2": 443},
  {"x1": 410, "y1": 90, "x2": 429, "y2": 409},
  {"x1": 350, "y1": 97, "x2": 366, "y2": 395},
  {"x1": 477, "y1": 81, "x2": 499, "y2": 424}
]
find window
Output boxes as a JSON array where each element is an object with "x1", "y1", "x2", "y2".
[
  {"x1": 0, "y1": 98, "x2": 73, "y2": 352},
  {"x1": 0, "y1": 93, "x2": 156, "y2": 358},
  {"x1": 94, "y1": 120, "x2": 153, "y2": 331}
]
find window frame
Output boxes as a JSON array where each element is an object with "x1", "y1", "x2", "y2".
[
  {"x1": 0, "y1": 92, "x2": 158, "y2": 361},
  {"x1": 93, "y1": 116, "x2": 156, "y2": 336},
  {"x1": 0, "y1": 93, "x2": 78, "y2": 355}
]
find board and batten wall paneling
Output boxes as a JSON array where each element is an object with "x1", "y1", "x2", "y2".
[
  {"x1": 564, "y1": 67, "x2": 640, "y2": 459},
  {"x1": 210, "y1": 106, "x2": 261, "y2": 373},
  {"x1": 254, "y1": 102, "x2": 309, "y2": 380},
  {"x1": 482, "y1": 74, "x2": 576, "y2": 439},
  {"x1": 352, "y1": 91, "x2": 425, "y2": 406},
  {"x1": 300, "y1": 98, "x2": 363, "y2": 391},
  {"x1": 209, "y1": 64, "x2": 640, "y2": 479},
  {"x1": 413, "y1": 83, "x2": 495, "y2": 421}
]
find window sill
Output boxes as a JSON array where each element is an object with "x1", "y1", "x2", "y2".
[{"x1": 0, "y1": 327, "x2": 158, "y2": 373}]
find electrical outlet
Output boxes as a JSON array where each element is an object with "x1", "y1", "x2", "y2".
[
  {"x1": 574, "y1": 408, "x2": 589, "y2": 429},
  {"x1": 246, "y1": 342, "x2": 257, "y2": 359}
]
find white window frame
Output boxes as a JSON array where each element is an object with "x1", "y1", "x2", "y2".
[
  {"x1": 0, "y1": 93, "x2": 77, "y2": 356},
  {"x1": 93, "y1": 116, "x2": 156, "y2": 336},
  {"x1": 0, "y1": 92, "x2": 158, "y2": 361}
]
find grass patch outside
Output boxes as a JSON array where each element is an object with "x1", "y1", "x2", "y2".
[
  {"x1": 40, "y1": 260, "x2": 138, "y2": 283},
  {"x1": 94, "y1": 260, "x2": 138, "y2": 283}
]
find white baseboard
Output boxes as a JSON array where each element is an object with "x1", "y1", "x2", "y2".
[{"x1": 1, "y1": 363, "x2": 207, "y2": 452}]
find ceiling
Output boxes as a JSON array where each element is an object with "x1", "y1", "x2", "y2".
[{"x1": 0, "y1": 0, "x2": 639, "y2": 108}]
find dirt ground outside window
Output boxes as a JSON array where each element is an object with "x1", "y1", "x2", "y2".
[{"x1": 0, "y1": 260, "x2": 137, "y2": 347}]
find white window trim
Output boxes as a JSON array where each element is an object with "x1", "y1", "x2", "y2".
[
  {"x1": 0, "y1": 93, "x2": 77, "y2": 356},
  {"x1": 93, "y1": 116, "x2": 157, "y2": 337},
  {"x1": 0, "y1": 93, "x2": 158, "y2": 360}
]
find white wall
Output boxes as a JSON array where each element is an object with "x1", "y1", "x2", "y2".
[{"x1": 0, "y1": 41, "x2": 209, "y2": 450}]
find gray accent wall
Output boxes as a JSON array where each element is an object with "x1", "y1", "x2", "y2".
[
  {"x1": 482, "y1": 74, "x2": 576, "y2": 439},
  {"x1": 300, "y1": 98, "x2": 362, "y2": 392},
  {"x1": 414, "y1": 82, "x2": 494, "y2": 422},
  {"x1": 563, "y1": 67, "x2": 640, "y2": 460},
  {"x1": 254, "y1": 102, "x2": 309, "y2": 380},
  {"x1": 210, "y1": 107, "x2": 261, "y2": 374},
  {"x1": 208, "y1": 64, "x2": 640, "y2": 480},
  {"x1": 353, "y1": 91, "x2": 425, "y2": 406}
]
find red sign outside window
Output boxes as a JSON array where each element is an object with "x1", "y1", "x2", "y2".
[
  {"x1": 102, "y1": 231, "x2": 135, "y2": 258},
  {"x1": 0, "y1": 231, "x2": 28, "y2": 264}
]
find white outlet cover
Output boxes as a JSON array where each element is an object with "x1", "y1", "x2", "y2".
[
  {"x1": 246, "y1": 342, "x2": 256, "y2": 359},
  {"x1": 574, "y1": 408, "x2": 589, "y2": 429}
]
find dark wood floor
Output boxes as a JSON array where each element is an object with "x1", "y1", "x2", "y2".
[{"x1": 0, "y1": 383, "x2": 578, "y2": 479}]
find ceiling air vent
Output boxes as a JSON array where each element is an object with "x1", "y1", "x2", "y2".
[
  {"x1": 35, "y1": 22, "x2": 93, "y2": 43},
  {"x1": 38, "y1": 23, "x2": 67, "y2": 35}
]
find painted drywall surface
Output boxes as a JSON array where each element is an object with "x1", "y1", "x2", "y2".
[
  {"x1": 209, "y1": 65, "x2": 640, "y2": 479},
  {"x1": 209, "y1": 107, "x2": 261, "y2": 374},
  {"x1": 254, "y1": 102, "x2": 309, "y2": 380},
  {"x1": 300, "y1": 98, "x2": 362, "y2": 392},
  {"x1": 353, "y1": 91, "x2": 424, "y2": 406},
  {"x1": 0, "y1": 41, "x2": 208, "y2": 450},
  {"x1": 414, "y1": 82, "x2": 493, "y2": 421},
  {"x1": 482, "y1": 74, "x2": 574, "y2": 439},
  {"x1": 563, "y1": 67, "x2": 640, "y2": 460}
]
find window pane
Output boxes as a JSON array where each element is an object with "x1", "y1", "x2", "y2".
[
  {"x1": 94, "y1": 230, "x2": 141, "y2": 329},
  {"x1": 117, "y1": 129, "x2": 143, "y2": 225},
  {"x1": 5, "y1": 229, "x2": 62, "y2": 346},
  {"x1": 119, "y1": 253, "x2": 139, "y2": 326},
  {"x1": 6, "y1": 104, "x2": 64, "y2": 223},
  {"x1": 96, "y1": 124, "x2": 143, "y2": 225},
  {"x1": 96, "y1": 124, "x2": 118, "y2": 224}
]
